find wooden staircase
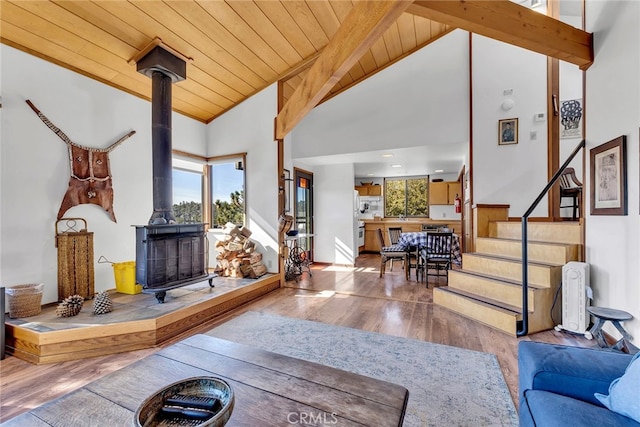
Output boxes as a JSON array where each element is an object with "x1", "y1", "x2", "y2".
[{"x1": 434, "y1": 220, "x2": 583, "y2": 335}]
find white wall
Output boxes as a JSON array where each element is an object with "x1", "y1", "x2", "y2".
[
  {"x1": 585, "y1": 0, "x2": 640, "y2": 342},
  {"x1": 0, "y1": 45, "x2": 207, "y2": 305},
  {"x1": 472, "y1": 35, "x2": 549, "y2": 218},
  {"x1": 206, "y1": 85, "x2": 279, "y2": 272},
  {"x1": 292, "y1": 29, "x2": 470, "y2": 159},
  {"x1": 313, "y1": 164, "x2": 357, "y2": 265}
]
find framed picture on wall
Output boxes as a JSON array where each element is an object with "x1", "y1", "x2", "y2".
[
  {"x1": 498, "y1": 118, "x2": 518, "y2": 145},
  {"x1": 590, "y1": 135, "x2": 627, "y2": 215},
  {"x1": 560, "y1": 99, "x2": 583, "y2": 139}
]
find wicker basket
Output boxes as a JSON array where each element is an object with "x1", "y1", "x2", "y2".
[
  {"x1": 6, "y1": 283, "x2": 44, "y2": 318},
  {"x1": 56, "y1": 218, "x2": 94, "y2": 301}
]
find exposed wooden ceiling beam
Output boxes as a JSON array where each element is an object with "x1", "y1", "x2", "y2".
[
  {"x1": 275, "y1": 0, "x2": 413, "y2": 140},
  {"x1": 407, "y1": 0, "x2": 593, "y2": 70}
]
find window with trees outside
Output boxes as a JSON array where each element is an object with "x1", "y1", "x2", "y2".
[
  {"x1": 171, "y1": 154, "x2": 246, "y2": 228},
  {"x1": 208, "y1": 157, "x2": 245, "y2": 228},
  {"x1": 384, "y1": 176, "x2": 429, "y2": 218},
  {"x1": 172, "y1": 159, "x2": 203, "y2": 224}
]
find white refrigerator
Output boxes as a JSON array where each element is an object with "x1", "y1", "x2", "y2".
[{"x1": 354, "y1": 190, "x2": 363, "y2": 258}]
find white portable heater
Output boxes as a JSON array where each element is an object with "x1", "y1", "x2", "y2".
[{"x1": 555, "y1": 261, "x2": 592, "y2": 338}]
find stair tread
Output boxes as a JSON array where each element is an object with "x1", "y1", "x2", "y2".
[
  {"x1": 476, "y1": 237, "x2": 579, "y2": 248},
  {"x1": 465, "y1": 252, "x2": 564, "y2": 268},
  {"x1": 435, "y1": 286, "x2": 528, "y2": 315},
  {"x1": 450, "y1": 269, "x2": 547, "y2": 290},
  {"x1": 473, "y1": 252, "x2": 565, "y2": 266},
  {"x1": 476, "y1": 237, "x2": 578, "y2": 247}
]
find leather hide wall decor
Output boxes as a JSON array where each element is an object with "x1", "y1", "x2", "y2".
[{"x1": 26, "y1": 100, "x2": 135, "y2": 222}]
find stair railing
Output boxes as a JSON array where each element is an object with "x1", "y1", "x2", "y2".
[{"x1": 517, "y1": 139, "x2": 585, "y2": 337}]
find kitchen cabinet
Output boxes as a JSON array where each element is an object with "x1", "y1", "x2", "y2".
[
  {"x1": 363, "y1": 221, "x2": 422, "y2": 252},
  {"x1": 355, "y1": 185, "x2": 382, "y2": 196},
  {"x1": 362, "y1": 220, "x2": 461, "y2": 252},
  {"x1": 429, "y1": 181, "x2": 460, "y2": 205}
]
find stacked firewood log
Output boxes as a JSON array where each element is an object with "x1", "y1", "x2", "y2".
[{"x1": 214, "y1": 223, "x2": 267, "y2": 279}]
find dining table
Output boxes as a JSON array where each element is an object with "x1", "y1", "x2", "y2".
[{"x1": 396, "y1": 231, "x2": 463, "y2": 267}]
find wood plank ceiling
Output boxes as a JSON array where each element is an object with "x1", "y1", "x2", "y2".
[{"x1": 0, "y1": 0, "x2": 452, "y2": 124}]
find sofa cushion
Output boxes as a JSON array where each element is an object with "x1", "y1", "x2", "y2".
[
  {"x1": 521, "y1": 390, "x2": 640, "y2": 427},
  {"x1": 518, "y1": 341, "x2": 632, "y2": 407},
  {"x1": 595, "y1": 351, "x2": 640, "y2": 423}
]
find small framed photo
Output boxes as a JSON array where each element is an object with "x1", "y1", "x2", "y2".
[
  {"x1": 590, "y1": 135, "x2": 627, "y2": 215},
  {"x1": 560, "y1": 99, "x2": 583, "y2": 139},
  {"x1": 498, "y1": 118, "x2": 518, "y2": 145}
]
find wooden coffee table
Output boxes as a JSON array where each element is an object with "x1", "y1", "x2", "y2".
[{"x1": 4, "y1": 334, "x2": 409, "y2": 426}]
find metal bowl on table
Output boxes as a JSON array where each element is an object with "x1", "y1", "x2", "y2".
[{"x1": 134, "y1": 376, "x2": 234, "y2": 427}]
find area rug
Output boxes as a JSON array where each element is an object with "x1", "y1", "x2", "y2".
[{"x1": 206, "y1": 311, "x2": 518, "y2": 426}]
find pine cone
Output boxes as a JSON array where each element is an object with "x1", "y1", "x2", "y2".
[
  {"x1": 56, "y1": 294, "x2": 84, "y2": 317},
  {"x1": 92, "y1": 291, "x2": 113, "y2": 315}
]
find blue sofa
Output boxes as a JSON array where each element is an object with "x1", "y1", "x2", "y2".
[{"x1": 518, "y1": 341, "x2": 639, "y2": 427}]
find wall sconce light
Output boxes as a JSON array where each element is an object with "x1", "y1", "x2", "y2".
[{"x1": 501, "y1": 99, "x2": 515, "y2": 111}]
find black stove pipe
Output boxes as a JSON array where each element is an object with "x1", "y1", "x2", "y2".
[
  {"x1": 149, "y1": 70, "x2": 175, "y2": 225},
  {"x1": 136, "y1": 45, "x2": 186, "y2": 225}
]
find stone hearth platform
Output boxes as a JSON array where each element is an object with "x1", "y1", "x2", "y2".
[{"x1": 4, "y1": 274, "x2": 280, "y2": 364}]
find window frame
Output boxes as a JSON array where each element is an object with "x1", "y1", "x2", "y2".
[
  {"x1": 205, "y1": 153, "x2": 247, "y2": 229},
  {"x1": 383, "y1": 175, "x2": 429, "y2": 218},
  {"x1": 171, "y1": 151, "x2": 246, "y2": 229},
  {"x1": 171, "y1": 165, "x2": 204, "y2": 224}
]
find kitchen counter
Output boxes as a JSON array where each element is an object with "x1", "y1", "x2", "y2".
[
  {"x1": 362, "y1": 219, "x2": 461, "y2": 252},
  {"x1": 363, "y1": 219, "x2": 455, "y2": 225}
]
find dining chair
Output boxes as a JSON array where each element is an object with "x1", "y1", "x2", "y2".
[
  {"x1": 376, "y1": 228, "x2": 407, "y2": 278},
  {"x1": 387, "y1": 227, "x2": 403, "y2": 271},
  {"x1": 559, "y1": 167, "x2": 582, "y2": 220},
  {"x1": 419, "y1": 232, "x2": 453, "y2": 287},
  {"x1": 406, "y1": 244, "x2": 421, "y2": 281}
]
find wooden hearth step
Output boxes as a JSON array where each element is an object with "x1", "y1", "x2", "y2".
[{"x1": 433, "y1": 287, "x2": 524, "y2": 335}]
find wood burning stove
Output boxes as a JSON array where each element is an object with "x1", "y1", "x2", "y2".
[
  {"x1": 135, "y1": 44, "x2": 215, "y2": 303},
  {"x1": 135, "y1": 223, "x2": 212, "y2": 303}
]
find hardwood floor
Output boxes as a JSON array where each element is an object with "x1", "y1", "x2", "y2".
[{"x1": 0, "y1": 254, "x2": 595, "y2": 423}]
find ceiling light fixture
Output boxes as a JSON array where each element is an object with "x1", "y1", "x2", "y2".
[
  {"x1": 391, "y1": 164, "x2": 402, "y2": 168},
  {"x1": 435, "y1": 169, "x2": 444, "y2": 173},
  {"x1": 381, "y1": 154, "x2": 393, "y2": 158}
]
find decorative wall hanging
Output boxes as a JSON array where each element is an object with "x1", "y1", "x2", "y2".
[
  {"x1": 590, "y1": 135, "x2": 627, "y2": 215},
  {"x1": 26, "y1": 100, "x2": 135, "y2": 222},
  {"x1": 560, "y1": 99, "x2": 583, "y2": 139},
  {"x1": 498, "y1": 118, "x2": 518, "y2": 145}
]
